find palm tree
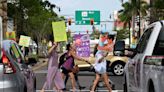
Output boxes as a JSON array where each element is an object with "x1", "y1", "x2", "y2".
[
  {"x1": 149, "y1": 0, "x2": 164, "y2": 23},
  {"x1": 119, "y1": 3, "x2": 132, "y2": 32},
  {"x1": 118, "y1": 6, "x2": 132, "y2": 44},
  {"x1": 118, "y1": 0, "x2": 148, "y2": 44}
]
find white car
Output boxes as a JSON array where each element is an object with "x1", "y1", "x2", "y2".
[{"x1": 124, "y1": 20, "x2": 164, "y2": 92}]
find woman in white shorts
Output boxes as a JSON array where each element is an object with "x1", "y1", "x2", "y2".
[
  {"x1": 90, "y1": 51, "x2": 112, "y2": 92},
  {"x1": 90, "y1": 34, "x2": 114, "y2": 92}
]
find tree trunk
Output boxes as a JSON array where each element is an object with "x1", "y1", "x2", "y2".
[
  {"x1": 1, "y1": 0, "x2": 7, "y2": 39},
  {"x1": 13, "y1": 17, "x2": 17, "y2": 35},
  {"x1": 131, "y1": 15, "x2": 135, "y2": 37},
  {"x1": 128, "y1": 21, "x2": 131, "y2": 45}
]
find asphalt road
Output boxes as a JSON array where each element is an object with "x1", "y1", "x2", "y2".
[
  {"x1": 35, "y1": 70, "x2": 124, "y2": 92},
  {"x1": 33, "y1": 58, "x2": 124, "y2": 92}
]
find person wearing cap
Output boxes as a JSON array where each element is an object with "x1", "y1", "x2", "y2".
[{"x1": 90, "y1": 33, "x2": 113, "y2": 92}]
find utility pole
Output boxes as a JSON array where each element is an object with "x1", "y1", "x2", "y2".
[{"x1": 0, "y1": 0, "x2": 7, "y2": 39}]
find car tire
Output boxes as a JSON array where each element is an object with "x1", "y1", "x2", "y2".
[
  {"x1": 111, "y1": 61, "x2": 125, "y2": 76},
  {"x1": 148, "y1": 80, "x2": 155, "y2": 92}
]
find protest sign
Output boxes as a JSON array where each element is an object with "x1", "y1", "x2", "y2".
[
  {"x1": 19, "y1": 35, "x2": 31, "y2": 47},
  {"x1": 52, "y1": 21, "x2": 67, "y2": 42},
  {"x1": 6, "y1": 31, "x2": 16, "y2": 41},
  {"x1": 74, "y1": 34, "x2": 90, "y2": 57}
]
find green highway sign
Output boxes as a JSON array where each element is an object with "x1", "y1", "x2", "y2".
[{"x1": 75, "y1": 10, "x2": 100, "y2": 25}]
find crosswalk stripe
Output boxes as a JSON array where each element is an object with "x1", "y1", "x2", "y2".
[{"x1": 36, "y1": 90, "x2": 123, "y2": 92}]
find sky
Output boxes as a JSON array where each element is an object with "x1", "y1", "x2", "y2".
[{"x1": 48, "y1": 0, "x2": 127, "y2": 34}]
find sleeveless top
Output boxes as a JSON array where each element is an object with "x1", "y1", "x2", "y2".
[{"x1": 62, "y1": 52, "x2": 74, "y2": 70}]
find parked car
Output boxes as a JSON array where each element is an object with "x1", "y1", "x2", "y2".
[
  {"x1": 0, "y1": 40, "x2": 36, "y2": 92},
  {"x1": 124, "y1": 20, "x2": 164, "y2": 92},
  {"x1": 73, "y1": 40, "x2": 128, "y2": 76}
]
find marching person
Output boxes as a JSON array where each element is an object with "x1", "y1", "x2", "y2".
[
  {"x1": 60, "y1": 43, "x2": 88, "y2": 92},
  {"x1": 40, "y1": 42, "x2": 65, "y2": 92},
  {"x1": 64, "y1": 70, "x2": 86, "y2": 90},
  {"x1": 90, "y1": 34, "x2": 114, "y2": 92}
]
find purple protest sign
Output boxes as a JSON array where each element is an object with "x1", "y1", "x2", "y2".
[{"x1": 74, "y1": 34, "x2": 90, "y2": 57}]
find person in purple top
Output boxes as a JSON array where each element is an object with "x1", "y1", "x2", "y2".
[
  {"x1": 40, "y1": 42, "x2": 65, "y2": 92},
  {"x1": 60, "y1": 43, "x2": 88, "y2": 92}
]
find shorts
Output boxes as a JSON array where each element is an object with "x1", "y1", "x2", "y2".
[
  {"x1": 94, "y1": 61, "x2": 107, "y2": 74},
  {"x1": 60, "y1": 66, "x2": 71, "y2": 75}
]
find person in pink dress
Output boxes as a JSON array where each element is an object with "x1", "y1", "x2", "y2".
[{"x1": 40, "y1": 42, "x2": 65, "y2": 92}]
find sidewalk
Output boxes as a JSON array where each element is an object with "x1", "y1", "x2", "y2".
[{"x1": 32, "y1": 58, "x2": 48, "y2": 71}]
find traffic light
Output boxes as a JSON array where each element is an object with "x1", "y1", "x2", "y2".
[
  {"x1": 68, "y1": 18, "x2": 71, "y2": 25},
  {"x1": 86, "y1": 30, "x2": 89, "y2": 34},
  {"x1": 90, "y1": 19, "x2": 94, "y2": 25}
]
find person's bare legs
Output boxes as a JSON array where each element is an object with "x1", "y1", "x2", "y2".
[
  {"x1": 53, "y1": 85, "x2": 64, "y2": 92},
  {"x1": 40, "y1": 89, "x2": 44, "y2": 92},
  {"x1": 69, "y1": 72, "x2": 76, "y2": 91},
  {"x1": 90, "y1": 73, "x2": 100, "y2": 92},
  {"x1": 102, "y1": 73, "x2": 112, "y2": 92},
  {"x1": 53, "y1": 85, "x2": 58, "y2": 91},
  {"x1": 40, "y1": 81, "x2": 47, "y2": 92}
]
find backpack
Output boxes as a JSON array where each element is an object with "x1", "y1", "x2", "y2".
[{"x1": 58, "y1": 52, "x2": 67, "y2": 68}]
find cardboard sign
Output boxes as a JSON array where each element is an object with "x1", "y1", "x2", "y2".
[
  {"x1": 6, "y1": 31, "x2": 16, "y2": 41},
  {"x1": 52, "y1": 21, "x2": 67, "y2": 42},
  {"x1": 19, "y1": 35, "x2": 31, "y2": 47}
]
